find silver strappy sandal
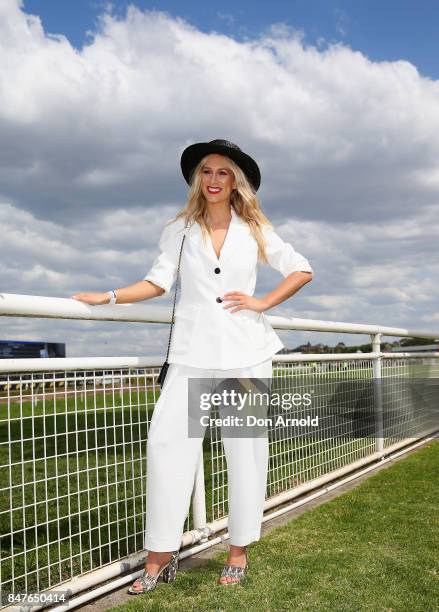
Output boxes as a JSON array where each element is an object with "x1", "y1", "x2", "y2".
[
  {"x1": 128, "y1": 550, "x2": 180, "y2": 595},
  {"x1": 218, "y1": 546, "x2": 249, "y2": 585}
]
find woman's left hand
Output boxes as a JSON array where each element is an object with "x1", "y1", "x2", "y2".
[{"x1": 222, "y1": 291, "x2": 269, "y2": 314}]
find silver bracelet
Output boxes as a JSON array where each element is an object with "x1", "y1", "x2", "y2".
[{"x1": 107, "y1": 289, "x2": 117, "y2": 305}]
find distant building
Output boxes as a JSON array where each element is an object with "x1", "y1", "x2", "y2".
[
  {"x1": 389, "y1": 344, "x2": 439, "y2": 353},
  {"x1": 0, "y1": 340, "x2": 66, "y2": 359}
]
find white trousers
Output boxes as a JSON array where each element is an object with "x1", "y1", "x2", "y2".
[{"x1": 144, "y1": 358, "x2": 273, "y2": 551}]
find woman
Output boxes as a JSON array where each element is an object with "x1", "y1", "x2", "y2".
[{"x1": 71, "y1": 139, "x2": 313, "y2": 592}]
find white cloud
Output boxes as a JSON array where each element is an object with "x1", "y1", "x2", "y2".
[
  {"x1": 0, "y1": 0, "x2": 438, "y2": 355},
  {"x1": 216, "y1": 12, "x2": 235, "y2": 28},
  {"x1": 333, "y1": 7, "x2": 351, "y2": 38}
]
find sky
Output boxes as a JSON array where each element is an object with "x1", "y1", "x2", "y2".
[
  {"x1": 21, "y1": 0, "x2": 439, "y2": 80},
  {"x1": 1, "y1": 0, "x2": 439, "y2": 358}
]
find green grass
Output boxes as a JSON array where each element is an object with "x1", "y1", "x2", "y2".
[{"x1": 110, "y1": 440, "x2": 439, "y2": 612}]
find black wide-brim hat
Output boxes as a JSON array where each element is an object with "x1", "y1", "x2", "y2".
[{"x1": 180, "y1": 139, "x2": 261, "y2": 192}]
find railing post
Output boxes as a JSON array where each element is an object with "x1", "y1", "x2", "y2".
[
  {"x1": 371, "y1": 332, "x2": 384, "y2": 454},
  {"x1": 191, "y1": 451, "x2": 208, "y2": 540}
]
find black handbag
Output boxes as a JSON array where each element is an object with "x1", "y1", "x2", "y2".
[{"x1": 157, "y1": 229, "x2": 187, "y2": 389}]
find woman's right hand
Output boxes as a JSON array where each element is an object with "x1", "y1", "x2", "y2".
[{"x1": 70, "y1": 292, "x2": 109, "y2": 306}]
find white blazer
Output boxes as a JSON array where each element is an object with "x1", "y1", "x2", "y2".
[{"x1": 143, "y1": 207, "x2": 313, "y2": 369}]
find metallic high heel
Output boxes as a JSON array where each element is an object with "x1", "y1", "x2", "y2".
[
  {"x1": 218, "y1": 546, "x2": 249, "y2": 585},
  {"x1": 128, "y1": 550, "x2": 180, "y2": 595}
]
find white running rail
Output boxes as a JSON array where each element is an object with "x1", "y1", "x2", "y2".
[{"x1": 0, "y1": 292, "x2": 438, "y2": 610}]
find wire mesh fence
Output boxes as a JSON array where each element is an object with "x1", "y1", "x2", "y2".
[{"x1": 0, "y1": 354, "x2": 438, "y2": 605}]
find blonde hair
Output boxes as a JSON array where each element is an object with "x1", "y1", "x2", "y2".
[{"x1": 170, "y1": 154, "x2": 274, "y2": 264}]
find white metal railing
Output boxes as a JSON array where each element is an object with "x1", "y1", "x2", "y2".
[{"x1": 0, "y1": 292, "x2": 438, "y2": 610}]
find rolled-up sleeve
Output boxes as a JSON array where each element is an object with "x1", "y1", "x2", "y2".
[
  {"x1": 142, "y1": 221, "x2": 180, "y2": 294},
  {"x1": 263, "y1": 226, "x2": 313, "y2": 277}
]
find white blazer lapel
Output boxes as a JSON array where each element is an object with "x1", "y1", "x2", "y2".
[{"x1": 185, "y1": 207, "x2": 251, "y2": 265}]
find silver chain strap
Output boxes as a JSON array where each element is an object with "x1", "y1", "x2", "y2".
[{"x1": 163, "y1": 228, "x2": 187, "y2": 361}]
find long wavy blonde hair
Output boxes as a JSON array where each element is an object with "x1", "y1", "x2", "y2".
[{"x1": 169, "y1": 154, "x2": 274, "y2": 264}]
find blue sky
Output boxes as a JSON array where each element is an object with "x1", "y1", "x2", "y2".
[{"x1": 23, "y1": 0, "x2": 439, "y2": 79}]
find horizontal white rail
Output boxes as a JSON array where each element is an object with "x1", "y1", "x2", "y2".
[
  {"x1": 0, "y1": 352, "x2": 438, "y2": 373},
  {"x1": 0, "y1": 356, "x2": 163, "y2": 373},
  {"x1": 1, "y1": 292, "x2": 439, "y2": 339}
]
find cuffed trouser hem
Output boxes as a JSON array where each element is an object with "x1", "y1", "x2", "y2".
[
  {"x1": 145, "y1": 530, "x2": 261, "y2": 551},
  {"x1": 229, "y1": 530, "x2": 262, "y2": 547},
  {"x1": 144, "y1": 536, "x2": 181, "y2": 552}
]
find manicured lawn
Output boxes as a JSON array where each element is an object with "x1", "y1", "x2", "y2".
[{"x1": 110, "y1": 440, "x2": 439, "y2": 612}]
